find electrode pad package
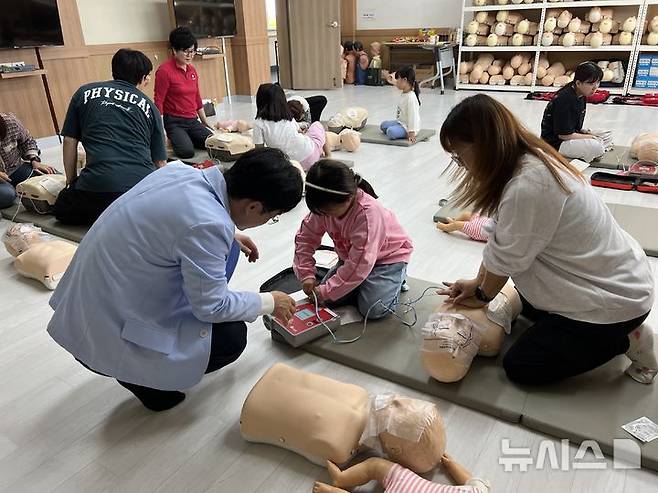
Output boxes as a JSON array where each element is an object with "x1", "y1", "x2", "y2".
[{"x1": 421, "y1": 313, "x2": 482, "y2": 383}]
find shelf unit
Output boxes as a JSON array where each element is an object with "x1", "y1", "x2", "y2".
[
  {"x1": 626, "y1": 0, "x2": 658, "y2": 93},
  {"x1": 456, "y1": 0, "x2": 650, "y2": 94},
  {"x1": 0, "y1": 69, "x2": 47, "y2": 80}
]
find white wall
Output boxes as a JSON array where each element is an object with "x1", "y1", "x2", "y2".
[
  {"x1": 356, "y1": 0, "x2": 461, "y2": 30},
  {"x1": 76, "y1": 0, "x2": 171, "y2": 45}
]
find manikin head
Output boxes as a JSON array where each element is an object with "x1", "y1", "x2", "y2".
[
  {"x1": 304, "y1": 160, "x2": 378, "y2": 218},
  {"x1": 224, "y1": 148, "x2": 303, "y2": 229},
  {"x1": 373, "y1": 396, "x2": 447, "y2": 473},
  {"x1": 169, "y1": 27, "x2": 197, "y2": 67}
]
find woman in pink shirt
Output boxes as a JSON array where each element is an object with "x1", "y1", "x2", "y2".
[{"x1": 293, "y1": 160, "x2": 413, "y2": 319}]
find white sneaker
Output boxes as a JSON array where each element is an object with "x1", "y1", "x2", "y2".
[
  {"x1": 625, "y1": 362, "x2": 658, "y2": 385},
  {"x1": 625, "y1": 324, "x2": 658, "y2": 385}
]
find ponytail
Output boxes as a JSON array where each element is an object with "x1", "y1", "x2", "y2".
[
  {"x1": 395, "y1": 65, "x2": 421, "y2": 105},
  {"x1": 355, "y1": 173, "x2": 378, "y2": 199},
  {"x1": 413, "y1": 81, "x2": 421, "y2": 105}
]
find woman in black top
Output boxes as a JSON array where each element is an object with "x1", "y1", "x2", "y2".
[{"x1": 540, "y1": 62, "x2": 606, "y2": 163}]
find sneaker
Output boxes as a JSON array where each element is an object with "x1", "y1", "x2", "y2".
[
  {"x1": 400, "y1": 281, "x2": 410, "y2": 292},
  {"x1": 625, "y1": 362, "x2": 658, "y2": 385}
]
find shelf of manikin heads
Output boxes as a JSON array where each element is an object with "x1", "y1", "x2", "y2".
[
  {"x1": 463, "y1": 1, "x2": 643, "y2": 13},
  {"x1": 464, "y1": 4, "x2": 545, "y2": 12},
  {"x1": 461, "y1": 46, "x2": 539, "y2": 52},
  {"x1": 540, "y1": 45, "x2": 634, "y2": 51},
  {"x1": 456, "y1": 83, "x2": 535, "y2": 91}
]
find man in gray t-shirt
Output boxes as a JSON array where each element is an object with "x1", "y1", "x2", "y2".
[{"x1": 54, "y1": 49, "x2": 167, "y2": 226}]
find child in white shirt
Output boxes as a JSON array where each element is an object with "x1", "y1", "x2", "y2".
[
  {"x1": 380, "y1": 66, "x2": 421, "y2": 142},
  {"x1": 253, "y1": 84, "x2": 330, "y2": 170}
]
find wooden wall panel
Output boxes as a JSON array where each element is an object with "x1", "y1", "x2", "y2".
[
  {"x1": 41, "y1": 56, "x2": 94, "y2": 130},
  {"x1": 0, "y1": 50, "x2": 55, "y2": 137},
  {"x1": 341, "y1": 0, "x2": 356, "y2": 40},
  {"x1": 231, "y1": 0, "x2": 270, "y2": 95},
  {"x1": 2, "y1": 0, "x2": 236, "y2": 138}
]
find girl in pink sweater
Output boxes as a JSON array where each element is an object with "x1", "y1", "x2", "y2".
[{"x1": 293, "y1": 160, "x2": 413, "y2": 319}]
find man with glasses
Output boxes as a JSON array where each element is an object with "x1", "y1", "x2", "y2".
[
  {"x1": 48, "y1": 148, "x2": 303, "y2": 412},
  {"x1": 155, "y1": 27, "x2": 213, "y2": 159}
]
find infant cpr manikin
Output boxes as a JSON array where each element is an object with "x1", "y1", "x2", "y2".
[
  {"x1": 240, "y1": 363, "x2": 446, "y2": 473},
  {"x1": 421, "y1": 283, "x2": 522, "y2": 383}
]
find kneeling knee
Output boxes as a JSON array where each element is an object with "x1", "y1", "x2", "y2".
[
  {"x1": 0, "y1": 189, "x2": 17, "y2": 209},
  {"x1": 175, "y1": 148, "x2": 195, "y2": 159}
]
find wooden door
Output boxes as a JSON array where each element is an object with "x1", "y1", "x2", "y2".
[{"x1": 284, "y1": 0, "x2": 342, "y2": 89}]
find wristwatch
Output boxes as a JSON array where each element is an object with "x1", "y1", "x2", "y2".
[{"x1": 475, "y1": 285, "x2": 494, "y2": 303}]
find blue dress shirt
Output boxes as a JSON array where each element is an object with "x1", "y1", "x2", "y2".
[{"x1": 48, "y1": 162, "x2": 262, "y2": 390}]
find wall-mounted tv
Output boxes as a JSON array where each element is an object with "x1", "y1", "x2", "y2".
[
  {"x1": 0, "y1": 0, "x2": 64, "y2": 49},
  {"x1": 173, "y1": 0, "x2": 237, "y2": 38}
]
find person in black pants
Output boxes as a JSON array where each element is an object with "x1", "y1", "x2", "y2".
[
  {"x1": 54, "y1": 48, "x2": 167, "y2": 226},
  {"x1": 286, "y1": 94, "x2": 328, "y2": 129},
  {"x1": 437, "y1": 94, "x2": 656, "y2": 386},
  {"x1": 502, "y1": 295, "x2": 649, "y2": 385},
  {"x1": 306, "y1": 95, "x2": 328, "y2": 122},
  {"x1": 114, "y1": 321, "x2": 248, "y2": 410},
  {"x1": 154, "y1": 27, "x2": 213, "y2": 159}
]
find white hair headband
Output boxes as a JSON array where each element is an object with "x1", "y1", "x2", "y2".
[{"x1": 304, "y1": 181, "x2": 352, "y2": 196}]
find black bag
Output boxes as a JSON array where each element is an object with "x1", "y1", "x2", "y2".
[
  {"x1": 365, "y1": 68, "x2": 382, "y2": 86},
  {"x1": 203, "y1": 101, "x2": 216, "y2": 117}
]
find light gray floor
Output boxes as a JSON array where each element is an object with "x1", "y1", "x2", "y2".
[{"x1": 1, "y1": 85, "x2": 657, "y2": 493}]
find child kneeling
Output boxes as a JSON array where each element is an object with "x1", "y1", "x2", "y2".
[{"x1": 293, "y1": 160, "x2": 413, "y2": 319}]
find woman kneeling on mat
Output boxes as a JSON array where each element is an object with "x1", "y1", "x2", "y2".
[
  {"x1": 439, "y1": 94, "x2": 656, "y2": 386},
  {"x1": 541, "y1": 62, "x2": 606, "y2": 163},
  {"x1": 294, "y1": 160, "x2": 413, "y2": 320}
]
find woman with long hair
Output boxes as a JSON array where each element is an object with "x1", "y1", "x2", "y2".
[{"x1": 439, "y1": 94, "x2": 656, "y2": 385}]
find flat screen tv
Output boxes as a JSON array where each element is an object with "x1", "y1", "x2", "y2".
[
  {"x1": 173, "y1": 0, "x2": 237, "y2": 38},
  {"x1": 0, "y1": 0, "x2": 64, "y2": 49}
]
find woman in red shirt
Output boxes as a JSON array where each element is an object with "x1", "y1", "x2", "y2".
[{"x1": 154, "y1": 27, "x2": 213, "y2": 159}]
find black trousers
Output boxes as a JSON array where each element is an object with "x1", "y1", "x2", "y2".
[
  {"x1": 164, "y1": 115, "x2": 212, "y2": 159},
  {"x1": 80, "y1": 321, "x2": 247, "y2": 397},
  {"x1": 503, "y1": 295, "x2": 650, "y2": 385},
  {"x1": 305, "y1": 96, "x2": 327, "y2": 123},
  {"x1": 54, "y1": 180, "x2": 124, "y2": 226}
]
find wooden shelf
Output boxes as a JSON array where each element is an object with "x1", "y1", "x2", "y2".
[
  {"x1": 0, "y1": 69, "x2": 47, "y2": 80},
  {"x1": 540, "y1": 45, "x2": 633, "y2": 52},
  {"x1": 464, "y1": 3, "x2": 545, "y2": 12},
  {"x1": 456, "y1": 83, "x2": 531, "y2": 92},
  {"x1": 461, "y1": 46, "x2": 538, "y2": 52},
  {"x1": 197, "y1": 53, "x2": 225, "y2": 60},
  {"x1": 552, "y1": 0, "x2": 643, "y2": 7},
  {"x1": 464, "y1": 0, "x2": 642, "y2": 12}
]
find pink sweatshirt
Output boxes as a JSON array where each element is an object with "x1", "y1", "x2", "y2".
[{"x1": 293, "y1": 189, "x2": 413, "y2": 301}]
